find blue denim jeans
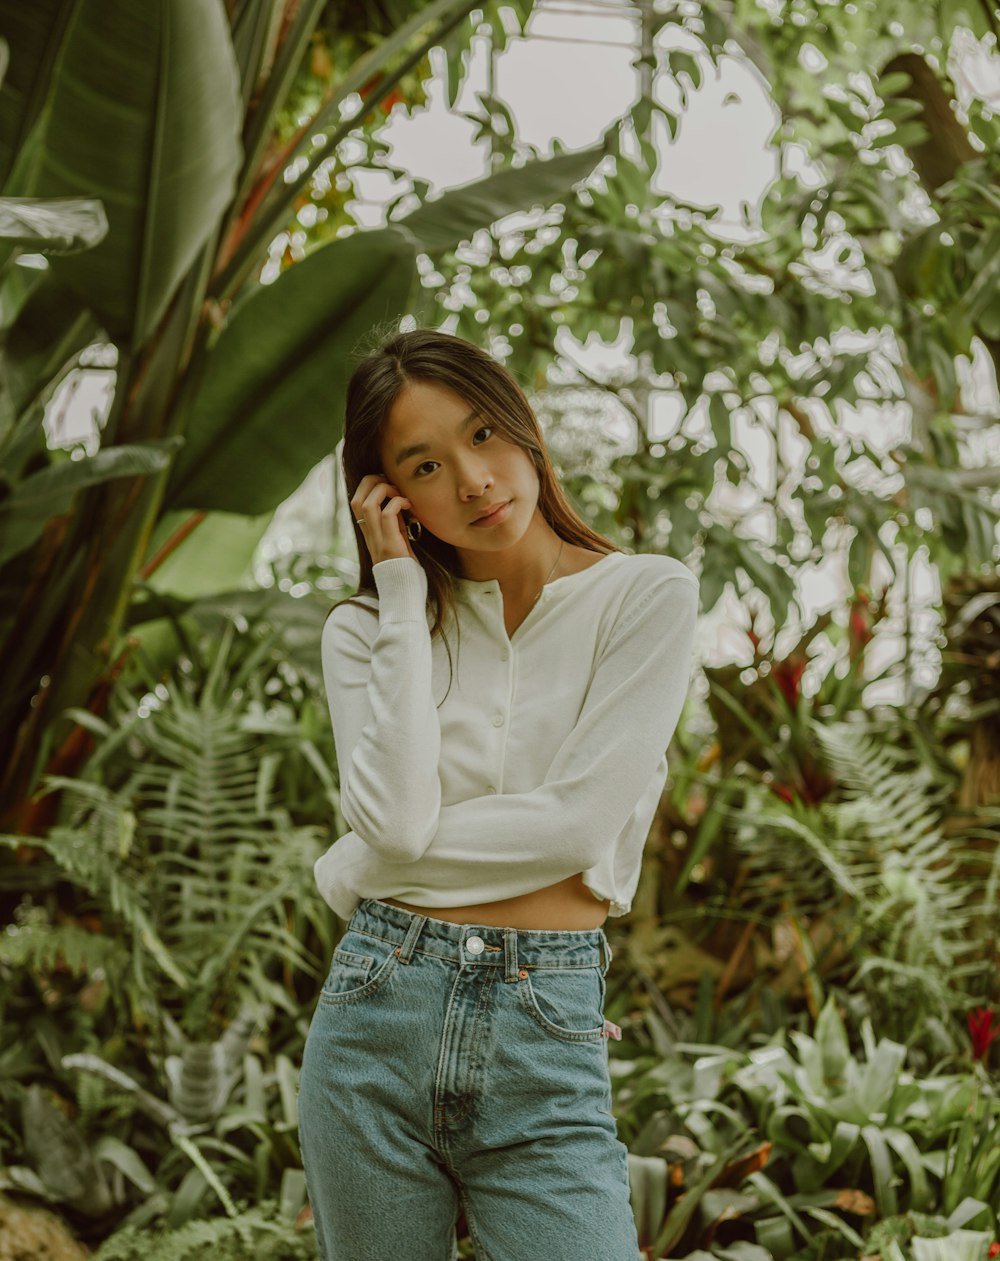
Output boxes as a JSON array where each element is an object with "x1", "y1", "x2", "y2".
[{"x1": 298, "y1": 897, "x2": 641, "y2": 1261}]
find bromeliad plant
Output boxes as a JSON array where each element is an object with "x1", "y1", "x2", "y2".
[{"x1": 605, "y1": 995, "x2": 998, "y2": 1259}]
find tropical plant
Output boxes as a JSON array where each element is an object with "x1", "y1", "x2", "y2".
[
  {"x1": 0, "y1": 0, "x2": 612, "y2": 833},
  {"x1": 0, "y1": 598, "x2": 345, "y2": 1231},
  {"x1": 415, "y1": 0, "x2": 1000, "y2": 639},
  {"x1": 721, "y1": 717, "x2": 996, "y2": 1045},
  {"x1": 1, "y1": 615, "x2": 332, "y2": 1038},
  {"x1": 603, "y1": 995, "x2": 998, "y2": 1259},
  {"x1": 89, "y1": 1198, "x2": 316, "y2": 1261}
]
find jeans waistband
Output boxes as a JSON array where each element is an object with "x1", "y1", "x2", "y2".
[{"x1": 349, "y1": 898, "x2": 613, "y2": 976}]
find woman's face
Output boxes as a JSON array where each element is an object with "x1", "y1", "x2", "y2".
[{"x1": 378, "y1": 379, "x2": 541, "y2": 553}]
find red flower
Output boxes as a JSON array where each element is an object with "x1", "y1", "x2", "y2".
[
  {"x1": 967, "y1": 1007, "x2": 999, "y2": 1060},
  {"x1": 772, "y1": 656, "x2": 807, "y2": 707},
  {"x1": 987, "y1": 1243, "x2": 999, "y2": 1258},
  {"x1": 848, "y1": 599, "x2": 873, "y2": 658}
]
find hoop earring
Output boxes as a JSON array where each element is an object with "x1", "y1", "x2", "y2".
[{"x1": 406, "y1": 519, "x2": 423, "y2": 542}]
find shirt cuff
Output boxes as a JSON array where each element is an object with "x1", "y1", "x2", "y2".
[{"x1": 372, "y1": 557, "x2": 429, "y2": 623}]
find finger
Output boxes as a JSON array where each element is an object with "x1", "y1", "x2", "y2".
[{"x1": 351, "y1": 473, "x2": 393, "y2": 508}]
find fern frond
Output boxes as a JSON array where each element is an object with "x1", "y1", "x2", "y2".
[{"x1": 733, "y1": 718, "x2": 987, "y2": 1039}]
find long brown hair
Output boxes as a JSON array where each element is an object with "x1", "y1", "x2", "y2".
[{"x1": 333, "y1": 323, "x2": 621, "y2": 643}]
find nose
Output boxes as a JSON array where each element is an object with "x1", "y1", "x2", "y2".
[{"x1": 457, "y1": 454, "x2": 493, "y2": 500}]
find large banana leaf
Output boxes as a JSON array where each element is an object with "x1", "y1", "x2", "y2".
[
  {"x1": 163, "y1": 225, "x2": 417, "y2": 515},
  {"x1": 161, "y1": 140, "x2": 609, "y2": 516},
  {"x1": 0, "y1": 437, "x2": 182, "y2": 566},
  {"x1": 140, "y1": 508, "x2": 275, "y2": 600},
  {"x1": 0, "y1": 1, "x2": 74, "y2": 188},
  {"x1": 399, "y1": 138, "x2": 608, "y2": 255},
  {"x1": 0, "y1": 0, "x2": 243, "y2": 347}
]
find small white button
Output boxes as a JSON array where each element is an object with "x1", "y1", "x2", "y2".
[
  {"x1": 465, "y1": 935, "x2": 485, "y2": 954},
  {"x1": 501, "y1": 650, "x2": 509, "y2": 661},
  {"x1": 492, "y1": 714, "x2": 504, "y2": 727}
]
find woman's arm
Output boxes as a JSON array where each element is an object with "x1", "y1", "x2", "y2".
[
  {"x1": 322, "y1": 557, "x2": 442, "y2": 861},
  {"x1": 319, "y1": 571, "x2": 698, "y2": 899}
]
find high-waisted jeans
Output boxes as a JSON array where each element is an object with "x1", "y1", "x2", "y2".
[{"x1": 297, "y1": 897, "x2": 641, "y2": 1261}]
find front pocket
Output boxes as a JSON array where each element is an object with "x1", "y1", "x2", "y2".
[
  {"x1": 519, "y1": 964, "x2": 606, "y2": 1042},
  {"x1": 319, "y1": 932, "x2": 400, "y2": 1005},
  {"x1": 322, "y1": 947, "x2": 375, "y2": 998}
]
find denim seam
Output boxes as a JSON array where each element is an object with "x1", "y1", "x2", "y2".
[
  {"x1": 461, "y1": 969, "x2": 496, "y2": 1122},
  {"x1": 433, "y1": 972, "x2": 468, "y2": 1145}
]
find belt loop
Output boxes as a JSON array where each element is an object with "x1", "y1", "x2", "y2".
[
  {"x1": 600, "y1": 931, "x2": 613, "y2": 972},
  {"x1": 503, "y1": 926, "x2": 519, "y2": 982},
  {"x1": 395, "y1": 912, "x2": 427, "y2": 964}
]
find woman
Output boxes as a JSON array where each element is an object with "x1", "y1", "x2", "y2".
[{"x1": 298, "y1": 326, "x2": 699, "y2": 1261}]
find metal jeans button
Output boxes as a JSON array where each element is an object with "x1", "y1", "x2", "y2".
[{"x1": 465, "y1": 935, "x2": 485, "y2": 955}]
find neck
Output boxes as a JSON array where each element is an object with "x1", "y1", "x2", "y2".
[{"x1": 457, "y1": 515, "x2": 566, "y2": 600}]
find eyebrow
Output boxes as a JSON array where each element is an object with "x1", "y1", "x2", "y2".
[{"x1": 393, "y1": 408, "x2": 480, "y2": 468}]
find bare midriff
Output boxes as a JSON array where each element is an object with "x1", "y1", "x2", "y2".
[{"x1": 381, "y1": 871, "x2": 611, "y2": 930}]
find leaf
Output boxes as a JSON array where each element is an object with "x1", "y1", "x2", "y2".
[
  {"x1": 0, "y1": 438, "x2": 182, "y2": 566},
  {"x1": 21, "y1": 1084, "x2": 113, "y2": 1215},
  {"x1": 860, "y1": 1124, "x2": 899, "y2": 1217},
  {"x1": 163, "y1": 225, "x2": 417, "y2": 515},
  {"x1": 814, "y1": 995, "x2": 850, "y2": 1085},
  {"x1": 716, "y1": 1144, "x2": 776, "y2": 1190},
  {"x1": 91, "y1": 1136, "x2": 158, "y2": 1195},
  {"x1": 4, "y1": 0, "x2": 243, "y2": 345},
  {"x1": 61, "y1": 1052, "x2": 178, "y2": 1127},
  {"x1": 654, "y1": 1147, "x2": 736, "y2": 1256},
  {"x1": 1, "y1": 272, "x2": 97, "y2": 432},
  {"x1": 0, "y1": 2, "x2": 71, "y2": 186},
  {"x1": 627, "y1": 1153, "x2": 668, "y2": 1247},
  {"x1": 911, "y1": 1230, "x2": 994, "y2": 1261},
  {"x1": 0, "y1": 195, "x2": 107, "y2": 255},
  {"x1": 852, "y1": 1028, "x2": 902, "y2": 1119},
  {"x1": 883, "y1": 1126, "x2": 932, "y2": 1211},
  {"x1": 399, "y1": 141, "x2": 606, "y2": 254},
  {"x1": 745, "y1": 1170, "x2": 813, "y2": 1244}
]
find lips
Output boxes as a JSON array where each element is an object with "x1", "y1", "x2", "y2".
[{"x1": 472, "y1": 500, "x2": 510, "y2": 524}]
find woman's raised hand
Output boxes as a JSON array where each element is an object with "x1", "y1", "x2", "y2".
[{"x1": 351, "y1": 473, "x2": 419, "y2": 565}]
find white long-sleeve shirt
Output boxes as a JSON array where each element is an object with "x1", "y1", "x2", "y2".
[{"x1": 312, "y1": 549, "x2": 699, "y2": 920}]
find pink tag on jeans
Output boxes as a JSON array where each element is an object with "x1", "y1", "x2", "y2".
[{"x1": 603, "y1": 1019, "x2": 622, "y2": 1040}]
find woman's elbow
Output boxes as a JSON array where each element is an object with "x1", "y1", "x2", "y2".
[{"x1": 343, "y1": 792, "x2": 439, "y2": 863}]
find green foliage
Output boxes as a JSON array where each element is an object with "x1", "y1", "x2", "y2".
[
  {"x1": 725, "y1": 718, "x2": 993, "y2": 1047},
  {"x1": 2, "y1": 616, "x2": 330, "y2": 1041},
  {"x1": 0, "y1": 0, "x2": 608, "y2": 823},
  {"x1": 0, "y1": 601, "x2": 344, "y2": 1227},
  {"x1": 416, "y1": 0, "x2": 1000, "y2": 629},
  {"x1": 3, "y1": 3, "x2": 1000, "y2": 1255},
  {"x1": 603, "y1": 994, "x2": 998, "y2": 1258},
  {"x1": 91, "y1": 1198, "x2": 316, "y2": 1261}
]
